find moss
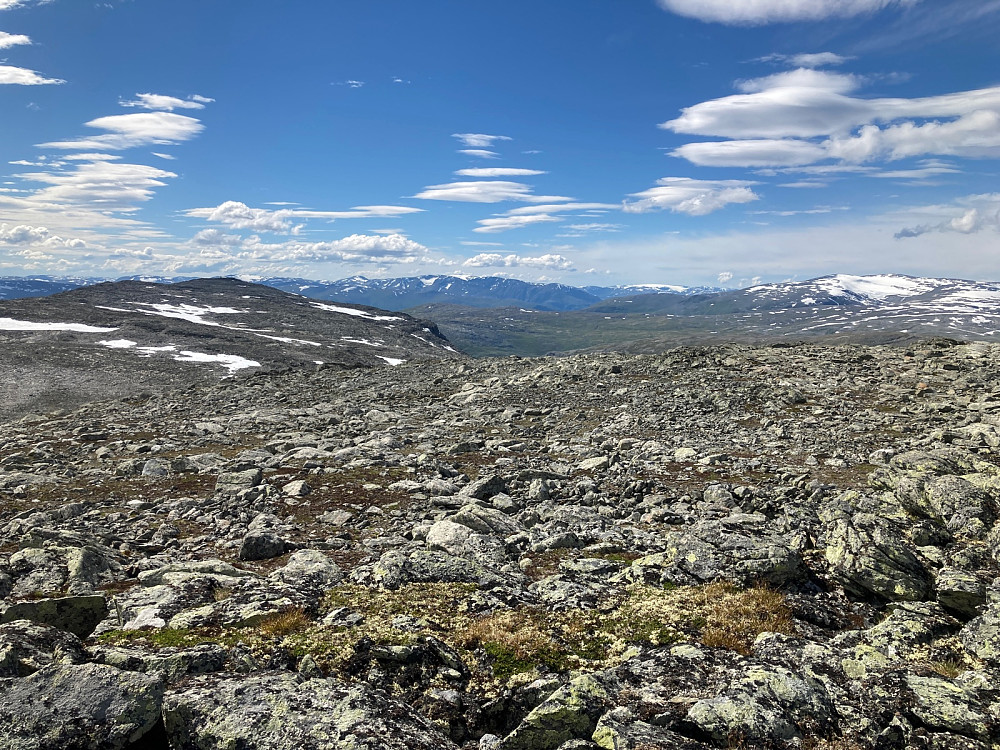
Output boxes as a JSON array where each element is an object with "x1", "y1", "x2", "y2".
[{"x1": 98, "y1": 627, "x2": 242, "y2": 649}]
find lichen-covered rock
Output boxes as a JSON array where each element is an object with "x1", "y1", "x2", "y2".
[
  {"x1": 91, "y1": 643, "x2": 228, "y2": 682},
  {"x1": 239, "y1": 530, "x2": 287, "y2": 561},
  {"x1": 500, "y1": 673, "x2": 614, "y2": 750},
  {"x1": 905, "y1": 675, "x2": 991, "y2": 739},
  {"x1": 450, "y1": 503, "x2": 525, "y2": 537},
  {"x1": 162, "y1": 671, "x2": 458, "y2": 749},
  {"x1": 0, "y1": 620, "x2": 86, "y2": 677},
  {"x1": 0, "y1": 663, "x2": 164, "y2": 749},
  {"x1": 684, "y1": 664, "x2": 835, "y2": 744},
  {"x1": 215, "y1": 467, "x2": 262, "y2": 493},
  {"x1": 936, "y1": 568, "x2": 988, "y2": 619},
  {"x1": 369, "y1": 548, "x2": 514, "y2": 589},
  {"x1": 834, "y1": 602, "x2": 959, "y2": 676},
  {"x1": 960, "y1": 602, "x2": 1000, "y2": 665},
  {"x1": 269, "y1": 549, "x2": 343, "y2": 589},
  {"x1": 617, "y1": 517, "x2": 806, "y2": 589},
  {"x1": 137, "y1": 559, "x2": 257, "y2": 587},
  {"x1": 592, "y1": 707, "x2": 708, "y2": 749},
  {"x1": 823, "y1": 507, "x2": 932, "y2": 601},
  {"x1": 0, "y1": 594, "x2": 108, "y2": 637},
  {"x1": 6, "y1": 538, "x2": 120, "y2": 597}
]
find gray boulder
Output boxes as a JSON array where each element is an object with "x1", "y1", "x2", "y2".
[
  {"x1": 0, "y1": 620, "x2": 86, "y2": 677},
  {"x1": 0, "y1": 594, "x2": 108, "y2": 638},
  {"x1": 500, "y1": 673, "x2": 613, "y2": 750},
  {"x1": 0, "y1": 663, "x2": 164, "y2": 750},
  {"x1": 162, "y1": 671, "x2": 458, "y2": 749},
  {"x1": 685, "y1": 664, "x2": 835, "y2": 744},
  {"x1": 961, "y1": 602, "x2": 1000, "y2": 665},
  {"x1": 823, "y1": 508, "x2": 931, "y2": 601}
]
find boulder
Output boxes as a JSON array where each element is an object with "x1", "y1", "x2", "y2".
[
  {"x1": 0, "y1": 620, "x2": 86, "y2": 677},
  {"x1": 162, "y1": 671, "x2": 458, "y2": 749},
  {"x1": 0, "y1": 594, "x2": 108, "y2": 638},
  {"x1": 685, "y1": 665, "x2": 835, "y2": 744},
  {"x1": 0, "y1": 663, "x2": 164, "y2": 750},
  {"x1": 823, "y1": 509, "x2": 931, "y2": 601}
]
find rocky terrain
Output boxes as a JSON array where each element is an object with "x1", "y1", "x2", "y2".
[
  {"x1": 0, "y1": 278, "x2": 460, "y2": 422},
  {"x1": 3, "y1": 338, "x2": 1000, "y2": 748}
]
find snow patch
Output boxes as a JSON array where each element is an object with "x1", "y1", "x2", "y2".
[
  {"x1": 310, "y1": 302, "x2": 402, "y2": 321},
  {"x1": 98, "y1": 339, "x2": 138, "y2": 349},
  {"x1": 172, "y1": 350, "x2": 260, "y2": 372},
  {"x1": 377, "y1": 356, "x2": 406, "y2": 366},
  {"x1": 0, "y1": 318, "x2": 119, "y2": 333},
  {"x1": 813, "y1": 274, "x2": 941, "y2": 300},
  {"x1": 128, "y1": 302, "x2": 248, "y2": 327},
  {"x1": 255, "y1": 333, "x2": 323, "y2": 346}
]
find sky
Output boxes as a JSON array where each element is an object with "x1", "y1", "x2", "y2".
[{"x1": 0, "y1": 0, "x2": 999, "y2": 288}]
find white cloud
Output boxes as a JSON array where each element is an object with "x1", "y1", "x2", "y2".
[
  {"x1": 565, "y1": 223, "x2": 623, "y2": 232},
  {"x1": 458, "y1": 149, "x2": 500, "y2": 159},
  {"x1": 40, "y1": 112, "x2": 204, "y2": 150},
  {"x1": 414, "y1": 181, "x2": 569, "y2": 204},
  {"x1": 452, "y1": 133, "x2": 512, "y2": 148},
  {"x1": 120, "y1": 93, "x2": 213, "y2": 111},
  {"x1": 759, "y1": 52, "x2": 851, "y2": 68},
  {"x1": 664, "y1": 69, "x2": 1000, "y2": 168},
  {"x1": 504, "y1": 202, "x2": 617, "y2": 216},
  {"x1": 335, "y1": 80, "x2": 365, "y2": 88},
  {"x1": 190, "y1": 228, "x2": 243, "y2": 247},
  {"x1": 0, "y1": 31, "x2": 30, "y2": 48},
  {"x1": 656, "y1": 0, "x2": 915, "y2": 25},
  {"x1": 0, "y1": 64, "x2": 64, "y2": 85},
  {"x1": 0, "y1": 223, "x2": 87, "y2": 249},
  {"x1": 455, "y1": 168, "x2": 547, "y2": 177},
  {"x1": 895, "y1": 194, "x2": 1000, "y2": 239},
  {"x1": 735, "y1": 68, "x2": 861, "y2": 95},
  {"x1": 718, "y1": 271, "x2": 734, "y2": 283},
  {"x1": 187, "y1": 201, "x2": 296, "y2": 233},
  {"x1": 0, "y1": 0, "x2": 53, "y2": 8},
  {"x1": 474, "y1": 214, "x2": 565, "y2": 233},
  {"x1": 15, "y1": 160, "x2": 178, "y2": 211},
  {"x1": 242, "y1": 233, "x2": 427, "y2": 263},
  {"x1": 62, "y1": 153, "x2": 121, "y2": 162},
  {"x1": 673, "y1": 139, "x2": 828, "y2": 167},
  {"x1": 185, "y1": 201, "x2": 424, "y2": 234},
  {"x1": 463, "y1": 253, "x2": 573, "y2": 270},
  {"x1": 624, "y1": 178, "x2": 760, "y2": 215},
  {"x1": 473, "y1": 202, "x2": 618, "y2": 234},
  {"x1": 869, "y1": 162, "x2": 961, "y2": 179}
]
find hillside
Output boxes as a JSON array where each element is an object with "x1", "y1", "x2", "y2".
[{"x1": 0, "y1": 277, "x2": 461, "y2": 421}]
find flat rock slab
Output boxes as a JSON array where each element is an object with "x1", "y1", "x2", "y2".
[{"x1": 162, "y1": 671, "x2": 458, "y2": 750}]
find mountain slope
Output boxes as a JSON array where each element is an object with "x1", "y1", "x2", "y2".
[
  {"x1": 414, "y1": 274, "x2": 1000, "y2": 356},
  {"x1": 0, "y1": 277, "x2": 461, "y2": 420},
  {"x1": 261, "y1": 275, "x2": 608, "y2": 311},
  {"x1": 0, "y1": 276, "x2": 97, "y2": 300}
]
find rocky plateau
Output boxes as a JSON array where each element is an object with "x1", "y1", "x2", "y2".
[{"x1": 3, "y1": 334, "x2": 1000, "y2": 749}]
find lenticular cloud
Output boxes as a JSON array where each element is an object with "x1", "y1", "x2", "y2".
[{"x1": 657, "y1": 0, "x2": 914, "y2": 25}]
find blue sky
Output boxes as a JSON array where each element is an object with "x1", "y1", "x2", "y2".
[{"x1": 1, "y1": 0, "x2": 998, "y2": 287}]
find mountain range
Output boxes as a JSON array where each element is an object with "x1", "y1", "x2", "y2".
[
  {"x1": 1, "y1": 272, "x2": 998, "y2": 359},
  {"x1": 0, "y1": 274, "x2": 714, "y2": 311}
]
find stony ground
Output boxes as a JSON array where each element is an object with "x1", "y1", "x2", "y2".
[{"x1": 2, "y1": 339, "x2": 1000, "y2": 749}]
